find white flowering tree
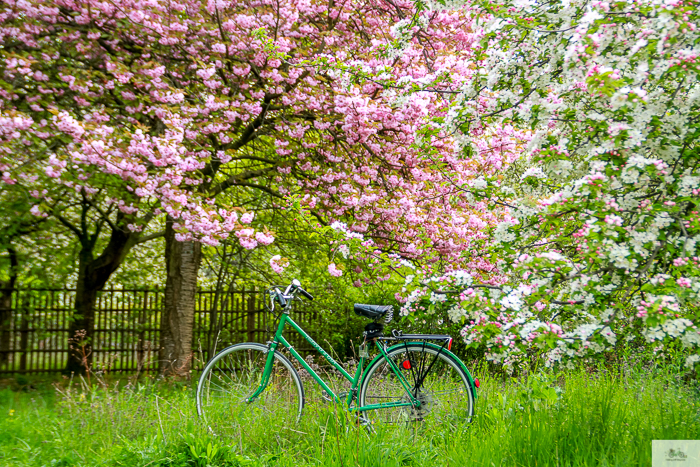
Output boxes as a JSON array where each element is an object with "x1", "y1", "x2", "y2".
[{"x1": 392, "y1": 0, "x2": 700, "y2": 370}]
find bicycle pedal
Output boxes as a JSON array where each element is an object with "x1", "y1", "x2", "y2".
[{"x1": 321, "y1": 391, "x2": 334, "y2": 402}]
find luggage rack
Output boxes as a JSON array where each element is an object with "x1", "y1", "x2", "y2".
[{"x1": 378, "y1": 330, "x2": 454, "y2": 351}]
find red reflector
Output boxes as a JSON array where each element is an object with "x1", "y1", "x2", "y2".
[
  {"x1": 447, "y1": 338, "x2": 453, "y2": 351},
  {"x1": 474, "y1": 378, "x2": 480, "y2": 388},
  {"x1": 402, "y1": 360, "x2": 412, "y2": 370}
]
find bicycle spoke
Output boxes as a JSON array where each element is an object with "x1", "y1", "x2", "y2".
[
  {"x1": 360, "y1": 343, "x2": 474, "y2": 426},
  {"x1": 196, "y1": 343, "x2": 304, "y2": 440}
]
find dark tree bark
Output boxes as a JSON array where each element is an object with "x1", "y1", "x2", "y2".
[
  {"x1": 0, "y1": 247, "x2": 18, "y2": 365},
  {"x1": 159, "y1": 216, "x2": 202, "y2": 377},
  {"x1": 63, "y1": 212, "x2": 142, "y2": 375}
]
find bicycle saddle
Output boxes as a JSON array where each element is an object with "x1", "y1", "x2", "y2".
[{"x1": 354, "y1": 304, "x2": 392, "y2": 320}]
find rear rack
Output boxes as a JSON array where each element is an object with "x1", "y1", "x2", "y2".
[{"x1": 377, "y1": 330, "x2": 454, "y2": 350}]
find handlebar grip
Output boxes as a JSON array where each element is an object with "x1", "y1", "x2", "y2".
[{"x1": 298, "y1": 287, "x2": 314, "y2": 301}]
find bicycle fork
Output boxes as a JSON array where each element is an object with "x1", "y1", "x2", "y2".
[{"x1": 246, "y1": 341, "x2": 280, "y2": 402}]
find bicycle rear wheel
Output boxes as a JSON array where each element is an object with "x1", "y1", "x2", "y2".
[
  {"x1": 359, "y1": 342, "x2": 474, "y2": 426},
  {"x1": 196, "y1": 342, "x2": 305, "y2": 440}
]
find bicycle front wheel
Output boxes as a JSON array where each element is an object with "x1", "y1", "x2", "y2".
[
  {"x1": 359, "y1": 342, "x2": 474, "y2": 426},
  {"x1": 196, "y1": 342, "x2": 305, "y2": 440}
]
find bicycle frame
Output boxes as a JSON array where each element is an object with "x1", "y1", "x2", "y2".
[{"x1": 248, "y1": 312, "x2": 421, "y2": 412}]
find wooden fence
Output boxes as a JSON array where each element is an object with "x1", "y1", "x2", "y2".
[{"x1": 0, "y1": 288, "x2": 320, "y2": 375}]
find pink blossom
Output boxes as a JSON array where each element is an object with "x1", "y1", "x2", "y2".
[
  {"x1": 1, "y1": 172, "x2": 15, "y2": 184},
  {"x1": 328, "y1": 263, "x2": 343, "y2": 277},
  {"x1": 269, "y1": 255, "x2": 289, "y2": 274},
  {"x1": 255, "y1": 232, "x2": 274, "y2": 245},
  {"x1": 239, "y1": 237, "x2": 257, "y2": 249},
  {"x1": 29, "y1": 205, "x2": 45, "y2": 217},
  {"x1": 604, "y1": 215, "x2": 623, "y2": 226}
]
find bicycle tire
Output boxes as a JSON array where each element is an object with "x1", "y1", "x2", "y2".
[
  {"x1": 196, "y1": 342, "x2": 305, "y2": 439},
  {"x1": 359, "y1": 342, "x2": 475, "y2": 426}
]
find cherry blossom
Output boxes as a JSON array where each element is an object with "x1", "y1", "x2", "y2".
[{"x1": 0, "y1": 0, "x2": 514, "y2": 265}]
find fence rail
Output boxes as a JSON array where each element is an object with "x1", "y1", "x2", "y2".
[{"x1": 0, "y1": 288, "x2": 319, "y2": 375}]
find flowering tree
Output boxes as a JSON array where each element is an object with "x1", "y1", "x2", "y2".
[
  {"x1": 0, "y1": 191, "x2": 43, "y2": 364},
  {"x1": 0, "y1": 0, "x2": 527, "y2": 374},
  {"x1": 396, "y1": 0, "x2": 700, "y2": 370}
]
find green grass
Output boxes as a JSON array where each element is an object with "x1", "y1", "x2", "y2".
[{"x1": 0, "y1": 367, "x2": 698, "y2": 467}]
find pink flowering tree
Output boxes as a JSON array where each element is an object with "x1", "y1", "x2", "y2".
[
  {"x1": 0, "y1": 0, "x2": 525, "y2": 375},
  {"x1": 394, "y1": 0, "x2": 700, "y2": 371},
  {"x1": 0, "y1": 112, "x2": 167, "y2": 374}
]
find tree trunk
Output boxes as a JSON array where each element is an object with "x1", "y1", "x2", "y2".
[
  {"x1": 159, "y1": 216, "x2": 201, "y2": 377},
  {"x1": 64, "y1": 247, "x2": 100, "y2": 375},
  {"x1": 0, "y1": 247, "x2": 18, "y2": 365},
  {"x1": 63, "y1": 216, "x2": 136, "y2": 376}
]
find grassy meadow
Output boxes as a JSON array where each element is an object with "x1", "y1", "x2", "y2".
[{"x1": 0, "y1": 363, "x2": 698, "y2": 467}]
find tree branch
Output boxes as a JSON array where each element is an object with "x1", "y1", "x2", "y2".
[{"x1": 135, "y1": 231, "x2": 165, "y2": 244}]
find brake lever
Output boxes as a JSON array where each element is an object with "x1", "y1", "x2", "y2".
[{"x1": 274, "y1": 287, "x2": 287, "y2": 307}]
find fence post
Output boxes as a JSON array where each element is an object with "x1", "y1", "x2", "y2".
[
  {"x1": 0, "y1": 288, "x2": 12, "y2": 367},
  {"x1": 207, "y1": 289, "x2": 218, "y2": 363},
  {"x1": 19, "y1": 293, "x2": 30, "y2": 372},
  {"x1": 246, "y1": 290, "x2": 256, "y2": 342},
  {"x1": 137, "y1": 290, "x2": 146, "y2": 372}
]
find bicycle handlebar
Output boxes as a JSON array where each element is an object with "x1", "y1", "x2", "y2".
[
  {"x1": 269, "y1": 280, "x2": 313, "y2": 308},
  {"x1": 287, "y1": 279, "x2": 313, "y2": 302},
  {"x1": 297, "y1": 287, "x2": 314, "y2": 301}
]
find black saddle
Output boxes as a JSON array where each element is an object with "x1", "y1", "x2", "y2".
[{"x1": 354, "y1": 304, "x2": 392, "y2": 320}]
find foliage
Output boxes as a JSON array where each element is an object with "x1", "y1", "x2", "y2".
[
  {"x1": 0, "y1": 0, "x2": 521, "y2": 268},
  {"x1": 386, "y1": 0, "x2": 700, "y2": 371},
  {"x1": 3, "y1": 0, "x2": 700, "y2": 378}
]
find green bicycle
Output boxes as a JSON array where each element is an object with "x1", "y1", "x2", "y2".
[{"x1": 196, "y1": 279, "x2": 479, "y2": 437}]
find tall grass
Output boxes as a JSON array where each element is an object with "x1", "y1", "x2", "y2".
[{"x1": 0, "y1": 366, "x2": 698, "y2": 466}]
